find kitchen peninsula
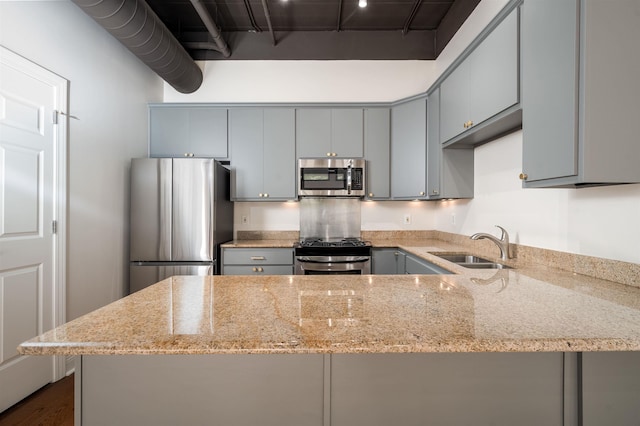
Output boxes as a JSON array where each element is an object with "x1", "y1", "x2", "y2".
[{"x1": 19, "y1": 237, "x2": 640, "y2": 425}]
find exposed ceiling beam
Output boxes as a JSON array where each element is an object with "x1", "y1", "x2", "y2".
[
  {"x1": 336, "y1": 0, "x2": 344, "y2": 32},
  {"x1": 260, "y1": 0, "x2": 277, "y2": 46},
  {"x1": 189, "y1": 0, "x2": 232, "y2": 57},
  {"x1": 403, "y1": 0, "x2": 423, "y2": 35},
  {"x1": 243, "y1": 0, "x2": 262, "y2": 33}
]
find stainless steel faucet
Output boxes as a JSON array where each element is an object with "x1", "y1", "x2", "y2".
[{"x1": 470, "y1": 225, "x2": 512, "y2": 261}]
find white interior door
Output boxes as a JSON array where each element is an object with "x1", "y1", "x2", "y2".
[{"x1": 0, "y1": 46, "x2": 67, "y2": 412}]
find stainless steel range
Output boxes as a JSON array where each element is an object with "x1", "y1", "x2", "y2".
[{"x1": 294, "y1": 238, "x2": 372, "y2": 275}]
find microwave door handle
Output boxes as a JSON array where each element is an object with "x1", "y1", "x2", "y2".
[{"x1": 346, "y1": 164, "x2": 352, "y2": 195}]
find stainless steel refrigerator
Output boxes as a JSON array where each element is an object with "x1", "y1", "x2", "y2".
[{"x1": 129, "y1": 158, "x2": 233, "y2": 293}]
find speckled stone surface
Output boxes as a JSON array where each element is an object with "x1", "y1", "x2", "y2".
[{"x1": 19, "y1": 238, "x2": 640, "y2": 356}]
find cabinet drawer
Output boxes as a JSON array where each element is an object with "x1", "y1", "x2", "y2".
[
  {"x1": 223, "y1": 265, "x2": 294, "y2": 275},
  {"x1": 222, "y1": 248, "x2": 293, "y2": 265}
]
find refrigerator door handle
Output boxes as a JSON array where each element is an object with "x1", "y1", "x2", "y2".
[{"x1": 159, "y1": 159, "x2": 172, "y2": 260}]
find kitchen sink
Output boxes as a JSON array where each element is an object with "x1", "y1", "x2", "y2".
[
  {"x1": 458, "y1": 262, "x2": 512, "y2": 270},
  {"x1": 434, "y1": 254, "x2": 493, "y2": 264},
  {"x1": 431, "y1": 253, "x2": 513, "y2": 270}
]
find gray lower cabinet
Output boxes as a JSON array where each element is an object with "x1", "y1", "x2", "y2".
[
  {"x1": 229, "y1": 108, "x2": 296, "y2": 201},
  {"x1": 149, "y1": 105, "x2": 228, "y2": 158},
  {"x1": 439, "y1": 6, "x2": 520, "y2": 146},
  {"x1": 331, "y1": 353, "x2": 564, "y2": 426},
  {"x1": 77, "y1": 353, "x2": 564, "y2": 426},
  {"x1": 521, "y1": 0, "x2": 640, "y2": 187},
  {"x1": 79, "y1": 355, "x2": 325, "y2": 426},
  {"x1": 581, "y1": 352, "x2": 640, "y2": 425},
  {"x1": 296, "y1": 108, "x2": 364, "y2": 158},
  {"x1": 364, "y1": 108, "x2": 390, "y2": 200},
  {"x1": 372, "y1": 248, "x2": 406, "y2": 274},
  {"x1": 426, "y1": 87, "x2": 474, "y2": 199},
  {"x1": 404, "y1": 253, "x2": 451, "y2": 275},
  {"x1": 390, "y1": 97, "x2": 427, "y2": 200},
  {"x1": 373, "y1": 248, "x2": 450, "y2": 275},
  {"x1": 221, "y1": 248, "x2": 294, "y2": 275}
]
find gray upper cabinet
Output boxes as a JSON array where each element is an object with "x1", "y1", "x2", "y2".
[
  {"x1": 391, "y1": 98, "x2": 427, "y2": 200},
  {"x1": 149, "y1": 106, "x2": 228, "y2": 158},
  {"x1": 427, "y1": 88, "x2": 474, "y2": 200},
  {"x1": 364, "y1": 108, "x2": 391, "y2": 199},
  {"x1": 439, "y1": 7, "x2": 520, "y2": 146},
  {"x1": 296, "y1": 108, "x2": 364, "y2": 158},
  {"x1": 521, "y1": 0, "x2": 640, "y2": 187},
  {"x1": 229, "y1": 108, "x2": 296, "y2": 201}
]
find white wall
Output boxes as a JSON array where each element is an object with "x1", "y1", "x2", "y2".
[{"x1": 0, "y1": 1, "x2": 164, "y2": 320}]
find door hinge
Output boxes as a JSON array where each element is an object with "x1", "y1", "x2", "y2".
[
  {"x1": 53, "y1": 110, "x2": 59, "y2": 125},
  {"x1": 52, "y1": 220, "x2": 57, "y2": 234}
]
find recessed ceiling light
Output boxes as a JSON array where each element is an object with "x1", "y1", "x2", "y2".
[{"x1": 358, "y1": 0, "x2": 367, "y2": 8}]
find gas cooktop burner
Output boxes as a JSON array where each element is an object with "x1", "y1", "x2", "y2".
[
  {"x1": 295, "y1": 238, "x2": 372, "y2": 257},
  {"x1": 297, "y1": 238, "x2": 371, "y2": 248}
]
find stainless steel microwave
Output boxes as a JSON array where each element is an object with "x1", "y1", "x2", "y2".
[{"x1": 298, "y1": 158, "x2": 365, "y2": 197}]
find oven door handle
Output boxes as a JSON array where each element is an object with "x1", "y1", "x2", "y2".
[
  {"x1": 346, "y1": 161, "x2": 352, "y2": 195},
  {"x1": 296, "y1": 256, "x2": 370, "y2": 263}
]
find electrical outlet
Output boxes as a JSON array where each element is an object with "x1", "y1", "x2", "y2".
[
  {"x1": 241, "y1": 215, "x2": 249, "y2": 225},
  {"x1": 403, "y1": 214, "x2": 411, "y2": 225}
]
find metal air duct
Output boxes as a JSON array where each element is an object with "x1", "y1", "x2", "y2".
[{"x1": 71, "y1": 0, "x2": 203, "y2": 94}]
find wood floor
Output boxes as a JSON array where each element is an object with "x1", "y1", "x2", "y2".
[{"x1": 0, "y1": 374, "x2": 74, "y2": 426}]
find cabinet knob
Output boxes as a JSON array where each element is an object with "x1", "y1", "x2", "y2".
[
  {"x1": 257, "y1": 267, "x2": 263, "y2": 273},
  {"x1": 264, "y1": 193, "x2": 269, "y2": 198},
  {"x1": 432, "y1": 189, "x2": 439, "y2": 195},
  {"x1": 519, "y1": 173, "x2": 528, "y2": 181},
  {"x1": 259, "y1": 193, "x2": 264, "y2": 197},
  {"x1": 326, "y1": 152, "x2": 332, "y2": 157},
  {"x1": 252, "y1": 267, "x2": 257, "y2": 272},
  {"x1": 368, "y1": 192, "x2": 374, "y2": 197},
  {"x1": 419, "y1": 191, "x2": 425, "y2": 196}
]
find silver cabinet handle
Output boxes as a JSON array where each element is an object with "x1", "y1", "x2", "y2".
[{"x1": 250, "y1": 256, "x2": 266, "y2": 261}]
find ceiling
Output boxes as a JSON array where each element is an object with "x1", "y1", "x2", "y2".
[{"x1": 144, "y1": 0, "x2": 481, "y2": 60}]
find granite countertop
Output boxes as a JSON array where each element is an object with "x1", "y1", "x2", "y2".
[{"x1": 19, "y1": 238, "x2": 640, "y2": 356}]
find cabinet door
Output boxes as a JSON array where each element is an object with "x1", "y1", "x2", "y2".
[
  {"x1": 229, "y1": 108, "x2": 264, "y2": 200},
  {"x1": 372, "y1": 248, "x2": 399, "y2": 274},
  {"x1": 149, "y1": 107, "x2": 189, "y2": 157},
  {"x1": 296, "y1": 109, "x2": 331, "y2": 158},
  {"x1": 364, "y1": 108, "x2": 390, "y2": 199},
  {"x1": 581, "y1": 352, "x2": 640, "y2": 425},
  {"x1": 391, "y1": 98, "x2": 427, "y2": 199},
  {"x1": 521, "y1": 0, "x2": 578, "y2": 182},
  {"x1": 331, "y1": 109, "x2": 364, "y2": 157},
  {"x1": 405, "y1": 255, "x2": 451, "y2": 275},
  {"x1": 263, "y1": 109, "x2": 296, "y2": 199},
  {"x1": 439, "y1": 61, "x2": 469, "y2": 144},
  {"x1": 189, "y1": 108, "x2": 228, "y2": 158},
  {"x1": 468, "y1": 9, "x2": 519, "y2": 129},
  {"x1": 150, "y1": 107, "x2": 228, "y2": 158},
  {"x1": 426, "y1": 89, "x2": 441, "y2": 198},
  {"x1": 331, "y1": 353, "x2": 563, "y2": 426}
]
